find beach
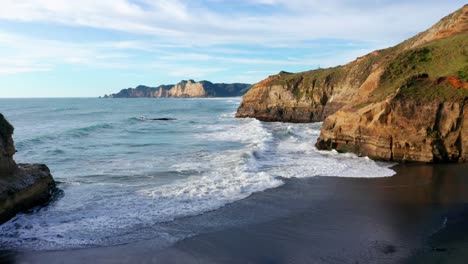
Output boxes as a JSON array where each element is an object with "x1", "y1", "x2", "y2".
[{"x1": 2, "y1": 162, "x2": 467, "y2": 263}]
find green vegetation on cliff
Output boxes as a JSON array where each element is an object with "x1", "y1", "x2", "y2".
[
  {"x1": 244, "y1": 28, "x2": 467, "y2": 106},
  {"x1": 306, "y1": 31, "x2": 468, "y2": 107},
  {"x1": 394, "y1": 75, "x2": 467, "y2": 102},
  {"x1": 457, "y1": 66, "x2": 468, "y2": 81},
  {"x1": 372, "y1": 33, "x2": 468, "y2": 102},
  {"x1": 237, "y1": 4, "x2": 468, "y2": 162}
]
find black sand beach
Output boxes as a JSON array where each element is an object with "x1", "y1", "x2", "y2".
[{"x1": 1, "y1": 163, "x2": 468, "y2": 264}]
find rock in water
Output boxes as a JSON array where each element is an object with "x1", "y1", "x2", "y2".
[
  {"x1": 149, "y1": 118, "x2": 176, "y2": 121},
  {"x1": 237, "y1": 5, "x2": 468, "y2": 162},
  {"x1": 0, "y1": 113, "x2": 56, "y2": 224}
]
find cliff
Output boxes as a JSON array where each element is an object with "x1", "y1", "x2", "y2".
[
  {"x1": 0, "y1": 114, "x2": 56, "y2": 224},
  {"x1": 237, "y1": 5, "x2": 468, "y2": 162},
  {"x1": 0, "y1": 114, "x2": 16, "y2": 174},
  {"x1": 105, "y1": 80, "x2": 251, "y2": 98}
]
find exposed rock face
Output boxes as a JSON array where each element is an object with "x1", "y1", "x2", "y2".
[
  {"x1": 0, "y1": 114, "x2": 55, "y2": 224},
  {"x1": 235, "y1": 64, "x2": 370, "y2": 122},
  {"x1": 105, "y1": 80, "x2": 251, "y2": 98},
  {"x1": 0, "y1": 114, "x2": 17, "y2": 174},
  {"x1": 167, "y1": 80, "x2": 206, "y2": 97},
  {"x1": 316, "y1": 98, "x2": 467, "y2": 162},
  {"x1": 237, "y1": 5, "x2": 468, "y2": 162}
]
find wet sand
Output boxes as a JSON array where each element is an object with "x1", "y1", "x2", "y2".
[{"x1": 1, "y1": 163, "x2": 468, "y2": 263}]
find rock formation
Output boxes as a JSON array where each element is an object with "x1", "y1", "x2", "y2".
[
  {"x1": 104, "y1": 80, "x2": 251, "y2": 98},
  {"x1": 0, "y1": 114, "x2": 17, "y2": 174},
  {"x1": 237, "y1": 5, "x2": 468, "y2": 162},
  {"x1": 0, "y1": 114, "x2": 56, "y2": 224},
  {"x1": 166, "y1": 80, "x2": 206, "y2": 97}
]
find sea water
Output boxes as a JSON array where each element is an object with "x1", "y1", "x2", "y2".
[{"x1": 0, "y1": 98, "x2": 395, "y2": 250}]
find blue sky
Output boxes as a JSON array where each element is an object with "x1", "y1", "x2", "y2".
[{"x1": 0, "y1": 0, "x2": 465, "y2": 97}]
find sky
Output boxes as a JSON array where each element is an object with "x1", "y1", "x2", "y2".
[{"x1": 0, "y1": 0, "x2": 465, "y2": 98}]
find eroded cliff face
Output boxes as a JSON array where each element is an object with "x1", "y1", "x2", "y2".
[
  {"x1": 235, "y1": 69, "x2": 338, "y2": 123},
  {"x1": 316, "y1": 98, "x2": 467, "y2": 162},
  {"x1": 315, "y1": 5, "x2": 468, "y2": 163},
  {"x1": 167, "y1": 80, "x2": 206, "y2": 97},
  {"x1": 237, "y1": 5, "x2": 468, "y2": 162},
  {"x1": 236, "y1": 52, "x2": 381, "y2": 122},
  {"x1": 0, "y1": 114, "x2": 56, "y2": 224}
]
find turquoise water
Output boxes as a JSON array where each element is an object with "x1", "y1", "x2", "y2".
[{"x1": 0, "y1": 98, "x2": 395, "y2": 250}]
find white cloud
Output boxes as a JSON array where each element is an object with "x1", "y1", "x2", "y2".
[
  {"x1": 0, "y1": 0, "x2": 464, "y2": 46},
  {"x1": 158, "y1": 52, "x2": 318, "y2": 66},
  {"x1": 167, "y1": 67, "x2": 226, "y2": 78},
  {"x1": 0, "y1": 0, "x2": 464, "y2": 78},
  {"x1": 0, "y1": 31, "x2": 143, "y2": 74}
]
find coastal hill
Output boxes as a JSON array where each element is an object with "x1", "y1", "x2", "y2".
[
  {"x1": 0, "y1": 114, "x2": 55, "y2": 224},
  {"x1": 237, "y1": 5, "x2": 468, "y2": 163},
  {"x1": 104, "y1": 80, "x2": 251, "y2": 98}
]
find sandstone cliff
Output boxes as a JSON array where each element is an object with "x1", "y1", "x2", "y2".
[
  {"x1": 237, "y1": 5, "x2": 468, "y2": 162},
  {"x1": 166, "y1": 80, "x2": 206, "y2": 97},
  {"x1": 105, "y1": 80, "x2": 251, "y2": 98},
  {"x1": 0, "y1": 114, "x2": 56, "y2": 224}
]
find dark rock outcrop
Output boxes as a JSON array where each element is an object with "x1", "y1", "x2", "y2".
[
  {"x1": 0, "y1": 114, "x2": 55, "y2": 224},
  {"x1": 0, "y1": 114, "x2": 17, "y2": 174},
  {"x1": 105, "y1": 80, "x2": 251, "y2": 98},
  {"x1": 236, "y1": 5, "x2": 468, "y2": 162}
]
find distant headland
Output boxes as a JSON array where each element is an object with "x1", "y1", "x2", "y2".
[{"x1": 102, "y1": 80, "x2": 251, "y2": 98}]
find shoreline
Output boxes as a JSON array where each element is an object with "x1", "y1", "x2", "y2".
[{"x1": 1, "y1": 162, "x2": 468, "y2": 263}]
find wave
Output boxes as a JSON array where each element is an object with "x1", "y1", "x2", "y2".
[
  {"x1": 16, "y1": 123, "x2": 115, "y2": 149},
  {"x1": 73, "y1": 123, "x2": 114, "y2": 135},
  {"x1": 138, "y1": 118, "x2": 282, "y2": 220},
  {"x1": 130, "y1": 116, "x2": 176, "y2": 122},
  {"x1": 0, "y1": 102, "x2": 395, "y2": 251},
  {"x1": 219, "y1": 111, "x2": 237, "y2": 119},
  {"x1": 52, "y1": 107, "x2": 80, "y2": 112},
  {"x1": 259, "y1": 122, "x2": 396, "y2": 179},
  {"x1": 0, "y1": 118, "x2": 281, "y2": 250},
  {"x1": 129, "y1": 116, "x2": 152, "y2": 122}
]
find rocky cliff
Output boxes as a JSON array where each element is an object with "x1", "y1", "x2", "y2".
[
  {"x1": 0, "y1": 114, "x2": 56, "y2": 224},
  {"x1": 237, "y1": 5, "x2": 468, "y2": 162},
  {"x1": 0, "y1": 114, "x2": 17, "y2": 174},
  {"x1": 166, "y1": 80, "x2": 206, "y2": 97},
  {"x1": 105, "y1": 80, "x2": 251, "y2": 98}
]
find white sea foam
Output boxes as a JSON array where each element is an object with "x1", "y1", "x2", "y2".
[
  {"x1": 138, "y1": 118, "x2": 281, "y2": 219},
  {"x1": 0, "y1": 117, "x2": 281, "y2": 250},
  {"x1": 0, "y1": 103, "x2": 395, "y2": 251},
  {"x1": 197, "y1": 118, "x2": 272, "y2": 146},
  {"x1": 260, "y1": 122, "x2": 396, "y2": 179},
  {"x1": 219, "y1": 111, "x2": 237, "y2": 119}
]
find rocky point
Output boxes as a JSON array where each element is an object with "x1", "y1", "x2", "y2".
[{"x1": 0, "y1": 113, "x2": 56, "y2": 224}]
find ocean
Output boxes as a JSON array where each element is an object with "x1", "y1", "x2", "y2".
[{"x1": 0, "y1": 98, "x2": 395, "y2": 251}]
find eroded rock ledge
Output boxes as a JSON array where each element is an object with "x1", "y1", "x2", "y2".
[
  {"x1": 316, "y1": 99, "x2": 467, "y2": 162},
  {"x1": 0, "y1": 114, "x2": 56, "y2": 224}
]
